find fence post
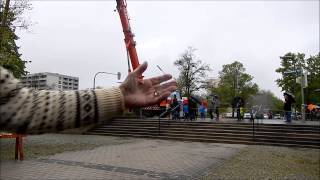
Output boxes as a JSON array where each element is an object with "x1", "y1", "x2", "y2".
[{"x1": 252, "y1": 118, "x2": 255, "y2": 142}]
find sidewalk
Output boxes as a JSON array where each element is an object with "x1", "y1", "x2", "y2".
[{"x1": 0, "y1": 138, "x2": 246, "y2": 180}]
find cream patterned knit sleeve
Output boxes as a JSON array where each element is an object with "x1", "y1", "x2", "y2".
[{"x1": 0, "y1": 66, "x2": 125, "y2": 134}]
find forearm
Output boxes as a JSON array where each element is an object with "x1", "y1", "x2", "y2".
[{"x1": 0, "y1": 66, "x2": 125, "y2": 134}]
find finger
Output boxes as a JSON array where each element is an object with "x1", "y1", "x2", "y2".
[
  {"x1": 156, "y1": 90, "x2": 173, "y2": 102},
  {"x1": 155, "y1": 85, "x2": 178, "y2": 102},
  {"x1": 148, "y1": 85, "x2": 178, "y2": 106},
  {"x1": 156, "y1": 81, "x2": 177, "y2": 91},
  {"x1": 133, "y1": 61, "x2": 148, "y2": 76},
  {"x1": 159, "y1": 85, "x2": 178, "y2": 95},
  {"x1": 149, "y1": 74, "x2": 172, "y2": 85}
]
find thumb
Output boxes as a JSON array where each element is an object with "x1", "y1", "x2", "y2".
[{"x1": 133, "y1": 61, "x2": 148, "y2": 76}]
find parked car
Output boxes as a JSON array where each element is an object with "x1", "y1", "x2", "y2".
[
  {"x1": 255, "y1": 113, "x2": 264, "y2": 119},
  {"x1": 224, "y1": 112, "x2": 233, "y2": 118},
  {"x1": 274, "y1": 114, "x2": 282, "y2": 119},
  {"x1": 244, "y1": 113, "x2": 251, "y2": 119},
  {"x1": 263, "y1": 114, "x2": 268, "y2": 119}
]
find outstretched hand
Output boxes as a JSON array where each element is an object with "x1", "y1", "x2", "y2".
[{"x1": 119, "y1": 62, "x2": 177, "y2": 109}]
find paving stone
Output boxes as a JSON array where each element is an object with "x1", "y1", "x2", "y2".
[{"x1": 0, "y1": 138, "x2": 245, "y2": 180}]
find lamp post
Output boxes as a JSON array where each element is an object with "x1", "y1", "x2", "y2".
[{"x1": 93, "y1": 72, "x2": 121, "y2": 89}]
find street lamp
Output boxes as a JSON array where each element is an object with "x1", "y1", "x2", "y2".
[{"x1": 93, "y1": 72, "x2": 121, "y2": 89}]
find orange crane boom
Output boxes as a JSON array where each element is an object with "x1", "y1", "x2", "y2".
[{"x1": 116, "y1": 0, "x2": 140, "y2": 72}]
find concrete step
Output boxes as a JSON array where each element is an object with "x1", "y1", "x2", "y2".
[
  {"x1": 86, "y1": 132, "x2": 320, "y2": 149},
  {"x1": 89, "y1": 129, "x2": 320, "y2": 145},
  {"x1": 111, "y1": 118, "x2": 320, "y2": 128},
  {"x1": 95, "y1": 124, "x2": 320, "y2": 134},
  {"x1": 98, "y1": 123, "x2": 320, "y2": 133},
  {"x1": 107, "y1": 119, "x2": 320, "y2": 129},
  {"x1": 92, "y1": 127, "x2": 320, "y2": 141},
  {"x1": 87, "y1": 118, "x2": 320, "y2": 149}
]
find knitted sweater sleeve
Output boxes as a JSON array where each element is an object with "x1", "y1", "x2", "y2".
[{"x1": 0, "y1": 66, "x2": 125, "y2": 134}]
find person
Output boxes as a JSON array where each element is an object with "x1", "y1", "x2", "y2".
[
  {"x1": 268, "y1": 111, "x2": 273, "y2": 119},
  {"x1": 240, "y1": 106, "x2": 244, "y2": 121},
  {"x1": 307, "y1": 103, "x2": 316, "y2": 121},
  {"x1": 0, "y1": 62, "x2": 177, "y2": 134},
  {"x1": 188, "y1": 98, "x2": 196, "y2": 121},
  {"x1": 182, "y1": 101, "x2": 189, "y2": 121},
  {"x1": 199, "y1": 103, "x2": 206, "y2": 120},
  {"x1": 170, "y1": 94, "x2": 179, "y2": 120},
  {"x1": 283, "y1": 92, "x2": 295, "y2": 123},
  {"x1": 236, "y1": 99, "x2": 243, "y2": 121},
  {"x1": 208, "y1": 97, "x2": 214, "y2": 120},
  {"x1": 213, "y1": 95, "x2": 220, "y2": 120}
]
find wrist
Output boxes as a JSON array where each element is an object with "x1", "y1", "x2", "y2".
[{"x1": 119, "y1": 85, "x2": 129, "y2": 109}]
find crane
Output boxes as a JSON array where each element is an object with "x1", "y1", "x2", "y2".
[
  {"x1": 115, "y1": 0, "x2": 181, "y2": 117},
  {"x1": 115, "y1": 0, "x2": 140, "y2": 73}
]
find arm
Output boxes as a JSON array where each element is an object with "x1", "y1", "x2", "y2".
[
  {"x1": 0, "y1": 66, "x2": 124, "y2": 134},
  {"x1": 0, "y1": 62, "x2": 177, "y2": 134}
]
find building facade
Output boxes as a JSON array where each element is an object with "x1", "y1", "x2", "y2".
[
  {"x1": 21, "y1": 72, "x2": 79, "y2": 90},
  {"x1": 206, "y1": 77, "x2": 220, "y2": 88}
]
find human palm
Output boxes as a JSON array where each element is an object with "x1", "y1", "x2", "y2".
[{"x1": 119, "y1": 62, "x2": 177, "y2": 108}]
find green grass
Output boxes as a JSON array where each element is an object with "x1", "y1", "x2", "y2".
[
  {"x1": 0, "y1": 134, "x2": 136, "y2": 161},
  {"x1": 203, "y1": 145, "x2": 320, "y2": 180}
]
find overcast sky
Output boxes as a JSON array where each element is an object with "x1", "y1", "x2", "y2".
[{"x1": 17, "y1": 0, "x2": 319, "y2": 98}]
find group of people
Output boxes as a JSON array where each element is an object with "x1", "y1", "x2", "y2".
[
  {"x1": 169, "y1": 95, "x2": 220, "y2": 121},
  {"x1": 169, "y1": 95, "x2": 197, "y2": 121},
  {"x1": 167, "y1": 91, "x2": 316, "y2": 123},
  {"x1": 284, "y1": 95, "x2": 319, "y2": 122}
]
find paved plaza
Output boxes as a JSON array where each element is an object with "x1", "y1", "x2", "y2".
[{"x1": 1, "y1": 138, "x2": 246, "y2": 180}]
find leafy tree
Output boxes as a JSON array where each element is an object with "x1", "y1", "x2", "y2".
[
  {"x1": 174, "y1": 47, "x2": 211, "y2": 97},
  {"x1": 276, "y1": 52, "x2": 320, "y2": 109},
  {"x1": 210, "y1": 61, "x2": 259, "y2": 108},
  {"x1": 305, "y1": 53, "x2": 320, "y2": 104},
  {"x1": 0, "y1": 0, "x2": 31, "y2": 78}
]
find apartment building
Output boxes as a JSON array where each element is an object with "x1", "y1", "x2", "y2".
[
  {"x1": 206, "y1": 77, "x2": 220, "y2": 88},
  {"x1": 21, "y1": 72, "x2": 79, "y2": 90}
]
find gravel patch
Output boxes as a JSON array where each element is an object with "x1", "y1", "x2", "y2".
[
  {"x1": 0, "y1": 134, "x2": 137, "y2": 160},
  {"x1": 203, "y1": 145, "x2": 320, "y2": 180}
]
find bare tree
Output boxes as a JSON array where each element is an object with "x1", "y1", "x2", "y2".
[{"x1": 174, "y1": 47, "x2": 211, "y2": 97}]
